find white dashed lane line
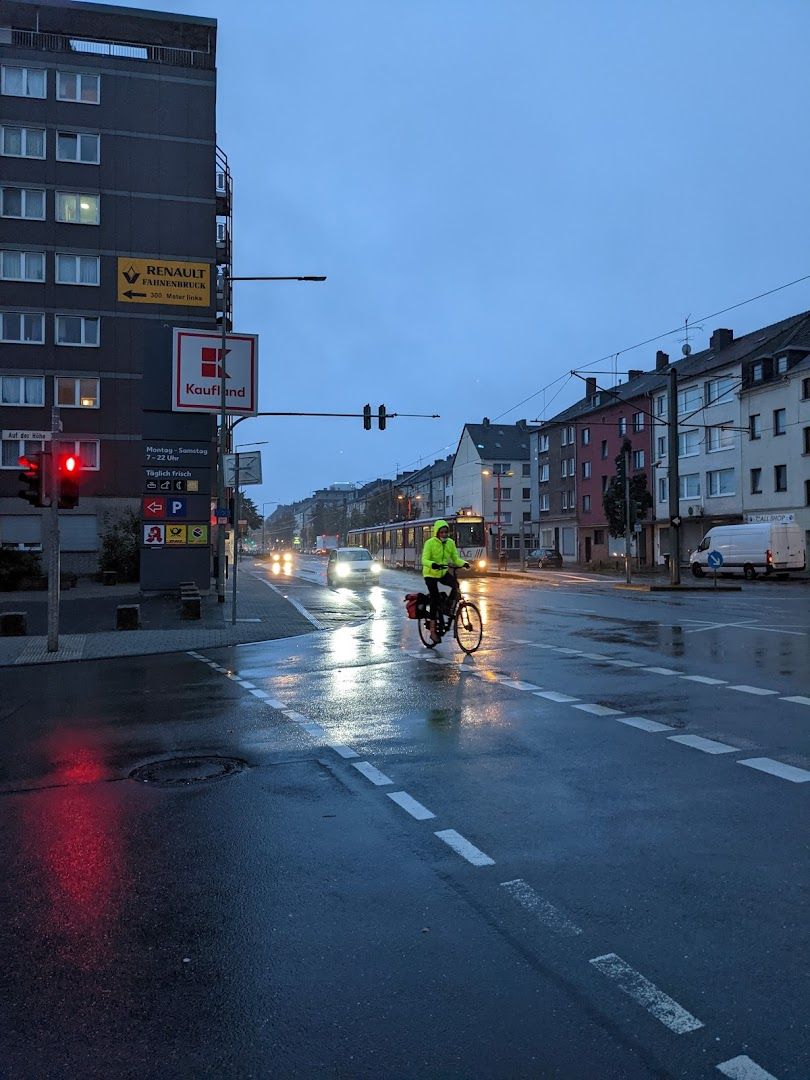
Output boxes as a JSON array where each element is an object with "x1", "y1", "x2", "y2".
[
  {"x1": 738, "y1": 758, "x2": 810, "y2": 783},
  {"x1": 352, "y1": 761, "x2": 394, "y2": 786},
  {"x1": 617, "y1": 716, "x2": 674, "y2": 733},
  {"x1": 729, "y1": 685, "x2": 780, "y2": 697},
  {"x1": 572, "y1": 703, "x2": 623, "y2": 716},
  {"x1": 500, "y1": 878, "x2": 582, "y2": 937},
  {"x1": 668, "y1": 734, "x2": 740, "y2": 755},
  {"x1": 534, "y1": 690, "x2": 579, "y2": 703},
  {"x1": 387, "y1": 791, "x2": 436, "y2": 820},
  {"x1": 434, "y1": 829, "x2": 495, "y2": 866},
  {"x1": 716, "y1": 1055, "x2": 779, "y2": 1080},
  {"x1": 589, "y1": 953, "x2": 704, "y2": 1035}
]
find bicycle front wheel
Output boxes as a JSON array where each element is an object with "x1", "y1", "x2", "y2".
[
  {"x1": 454, "y1": 600, "x2": 482, "y2": 654},
  {"x1": 418, "y1": 617, "x2": 437, "y2": 649}
]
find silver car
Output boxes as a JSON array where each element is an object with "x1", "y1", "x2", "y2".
[{"x1": 326, "y1": 547, "x2": 382, "y2": 587}]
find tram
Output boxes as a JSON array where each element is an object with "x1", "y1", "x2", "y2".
[{"x1": 346, "y1": 513, "x2": 488, "y2": 572}]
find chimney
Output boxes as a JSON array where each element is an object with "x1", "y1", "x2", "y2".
[
  {"x1": 585, "y1": 377, "x2": 597, "y2": 397},
  {"x1": 627, "y1": 369, "x2": 643, "y2": 380},
  {"x1": 710, "y1": 328, "x2": 733, "y2": 352},
  {"x1": 655, "y1": 350, "x2": 669, "y2": 371},
  {"x1": 482, "y1": 417, "x2": 490, "y2": 427},
  {"x1": 516, "y1": 418, "x2": 526, "y2": 430}
]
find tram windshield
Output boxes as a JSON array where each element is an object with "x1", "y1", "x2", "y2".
[{"x1": 454, "y1": 519, "x2": 484, "y2": 547}]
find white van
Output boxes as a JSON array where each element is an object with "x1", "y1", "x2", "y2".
[{"x1": 690, "y1": 523, "x2": 806, "y2": 580}]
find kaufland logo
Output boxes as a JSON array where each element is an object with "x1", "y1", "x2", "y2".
[
  {"x1": 200, "y1": 347, "x2": 228, "y2": 380},
  {"x1": 186, "y1": 346, "x2": 244, "y2": 397}
]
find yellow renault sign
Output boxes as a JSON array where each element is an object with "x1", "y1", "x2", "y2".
[{"x1": 117, "y1": 258, "x2": 210, "y2": 307}]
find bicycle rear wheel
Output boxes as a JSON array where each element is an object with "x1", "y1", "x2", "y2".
[
  {"x1": 418, "y1": 617, "x2": 437, "y2": 649},
  {"x1": 454, "y1": 600, "x2": 482, "y2": 654}
]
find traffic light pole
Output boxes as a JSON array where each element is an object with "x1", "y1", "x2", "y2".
[
  {"x1": 623, "y1": 442, "x2": 632, "y2": 585},
  {"x1": 46, "y1": 408, "x2": 61, "y2": 652},
  {"x1": 667, "y1": 366, "x2": 681, "y2": 585}
]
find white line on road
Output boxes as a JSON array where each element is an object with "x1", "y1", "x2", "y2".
[
  {"x1": 254, "y1": 574, "x2": 327, "y2": 630},
  {"x1": 680, "y1": 675, "x2": 727, "y2": 685},
  {"x1": 616, "y1": 716, "x2": 674, "y2": 733},
  {"x1": 780, "y1": 695, "x2": 810, "y2": 707},
  {"x1": 534, "y1": 690, "x2": 579, "y2": 703},
  {"x1": 589, "y1": 953, "x2": 704, "y2": 1034},
  {"x1": 283, "y1": 710, "x2": 309, "y2": 723},
  {"x1": 352, "y1": 761, "x2": 394, "y2": 786},
  {"x1": 434, "y1": 829, "x2": 495, "y2": 866},
  {"x1": 728, "y1": 685, "x2": 779, "y2": 696},
  {"x1": 501, "y1": 680, "x2": 543, "y2": 691},
  {"x1": 600, "y1": 659, "x2": 644, "y2": 668},
  {"x1": 500, "y1": 878, "x2": 582, "y2": 936},
  {"x1": 716, "y1": 1055, "x2": 779, "y2": 1079},
  {"x1": 642, "y1": 666, "x2": 682, "y2": 675},
  {"x1": 327, "y1": 743, "x2": 360, "y2": 759},
  {"x1": 737, "y1": 758, "x2": 810, "y2": 783},
  {"x1": 668, "y1": 734, "x2": 739, "y2": 755},
  {"x1": 300, "y1": 723, "x2": 327, "y2": 739},
  {"x1": 387, "y1": 791, "x2": 436, "y2": 820},
  {"x1": 572, "y1": 703, "x2": 624, "y2": 716}
]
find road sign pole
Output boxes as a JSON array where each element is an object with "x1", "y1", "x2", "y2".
[
  {"x1": 231, "y1": 453, "x2": 239, "y2": 626},
  {"x1": 216, "y1": 271, "x2": 229, "y2": 603},
  {"x1": 46, "y1": 408, "x2": 61, "y2": 652}
]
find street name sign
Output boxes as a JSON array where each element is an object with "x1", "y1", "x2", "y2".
[
  {"x1": 117, "y1": 258, "x2": 210, "y2": 307},
  {"x1": 172, "y1": 328, "x2": 258, "y2": 415}
]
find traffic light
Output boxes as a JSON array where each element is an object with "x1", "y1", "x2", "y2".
[
  {"x1": 614, "y1": 451, "x2": 626, "y2": 487},
  {"x1": 363, "y1": 403, "x2": 372, "y2": 430},
  {"x1": 378, "y1": 404, "x2": 387, "y2": 430},
  {"x1": 58, "y1": 452, "x2": 81, "y2": 509},
  {"x1": 18, "y1": 453, "x2": 43, "y2": 506}
]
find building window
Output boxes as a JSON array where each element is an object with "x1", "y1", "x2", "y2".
[
  {"x1": 1, "y1": 66, "x2": 46, "y2": 99},
  {"x1": 561, "y1": 460, "x2": 568, "y2": 478},
  {"x1": 522, "y1": 463, "x2": 530, "y2": 476},
  {"x1": 500, "y1": 487, "x2": 511, "y2": 500},
  {"x1": 1, "y1": 186, "x2": 45, "y2": 220},
  {"x1": 1, "y1": 125, "x2": 45, "y2": 159},
  {"x1": 581, "y1": 427, "x2": 591, "y2": 445},
  {"x1": 566, "y1": 426, "x2": 574, "y2": 444},
  {"x1": 601, "y1": 475, "x2": 609, "y2": 493},
  {"x1": 1, "y1": 312, "x2": 44, "y2": 344},
  {"x1": 751, "y1": 361, "x2": 764, "y2": 383},
  {"x1": 618, "y1": 417, "x2": 627, "y2": 435},
  {"x1": 707, "y1": 425, "x2": 734, "y2": 452},
  {"x1": 57, "y1": 71, "x2": 101, "y2": 104},
  {"x1": 522, "y1": 511, "x2": 531, "y2": 523},
  {"x1": 774, "y1": 465, "x2": 787, "y2": 492},
  {"x1": 500, "y1": 511, "x2": 512, "y2": 525},
  {"x1": 0, "y1": 250, "x2": 44, "y2": 282},
  {"x1": 678, "y1": 430, "x2": 700, "y2": 457},
  {"x1": 707, "y1": 468, "x2": 735, "y2": 497},
  {"x1": 582, "y1": 461, "x2": 591, "y2": 479},
  {"x1": 56, "y1": 192, "x2": 100, "y2": 225},
  {"x1": 806, "y1": 479, "x2": 810, "y2": 507},
  {"x1": 55, "y1": 253, "x2": 100, "y2": 286},
  {"x1": 750, "y1": 468, "x2": 762, "y2": 495},
  {"x1": 656, "y1": 435, "x2": 667, "y2": 458},
  {"x1": 561, "y1": 492, "x2": 568, "y2": 510},
  {"x1": 704, "y1": 376, "x2": 735, "y2": 406},
  {"x1": 56, "y1": 131, "x2": 100, "y2": 164},
  {"x1": 493, "y1": 463, "x2": 511, "y2": 475},
  {"x1": 632, "y1": 412, "x2": 644, "y2": 432},
  {"x1": 59, "y1": 439, "x2": 99, "y2": 470},
  {"x1": 582, "y1": 494, "x2": 591, "y2": 512},
  {"x1": 655, "y1": 394, "x2": 666, "y2": 417},
  {"x1": 658, "y1": 477, "x2": 668, "y2": 502},
  {"x1": 773, "y1": 408, "x2": 786, "y2": 436},
  {"x1": 1, "y1": 375, "x2": 44, "y2": 405},
  {"x1": 600, "y1": 439, "x2": 608, "y2": 459},
  {"x1": 55, "y1": 315, "x2": 99, "y2": 346},
  {"x1": 539, "y1": 463, "x2": 549, "y2": 483},
  {"x1": 522, "y1": 487, "x2": 531, "y2": 500},
  {"x1": 776, "y1": 355, "x2": 788, "y2": 375},
  {"x1": 55, "y1": 376, "x2": 99, "y2": 408},
  {"x1": 538, "y1": 434, "x2": 549, "y2": 453},
  {"x1": 632, "y1": 449, "x2": 645, "y2": 469},
  {"x1": 1, "y1": 436, "x2": 45, "y2": 469},
  {"x1": 678, "y1": 473, "x2": 701, "y2": 499},
  {"x1": 749, "y1": 414, "x2": 761, "y2": 440},
  {"x1": 804, "y1": 427, "x2": 810, "y2": 455},
  {"x1": 539, "y1": 494, "x2": 549, "y2": 511},
  {"x1": 803, "y1": 377, "x2": 810, "y2": 400},
  {"x1": 677, "y1": 386, "x2": 702, "y2": 414}
]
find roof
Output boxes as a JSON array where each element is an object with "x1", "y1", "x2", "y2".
[
  {"x1": 539, "y1": 369, "x2": 666, "y2": 429},
  {"x1": 459, "y1": 421, "x2": 534, "y2": 461},
  {"x1": 673, "y1": 310, "x2": 810, "y2": 380}
]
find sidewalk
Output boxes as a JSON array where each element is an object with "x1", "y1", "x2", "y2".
[{"x1": 0, "y1": 568, "x2": 317, "y2": 667}]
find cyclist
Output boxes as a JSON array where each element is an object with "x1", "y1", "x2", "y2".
[{"x1": 421, "y1": 519, "x2": 469, "y2": 642}]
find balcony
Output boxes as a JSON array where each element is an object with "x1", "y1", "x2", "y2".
[
  {"x1": 8, "y1": 28, "x2": 213, "y2": 69},
  {"x1": 215, "y1": 170, "x2": 231, "y2": 214},
  {"x1": 216, "y1": 220, "x2": 229, "y2": 261}
]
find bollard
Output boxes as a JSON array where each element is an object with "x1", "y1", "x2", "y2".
[
  {"x1": 116, "y1": 604, "x2": 140, "y2": 631},
  {"x1": 0, "y1": 611, "x2": 27, "y2": 636},
  {"x1": 102, "y1": 570, "x2": 118, "y2": 586}
]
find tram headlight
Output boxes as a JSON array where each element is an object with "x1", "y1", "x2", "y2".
[{"x1": 477, "y1": 558, "x2": 487, "y2": 570}]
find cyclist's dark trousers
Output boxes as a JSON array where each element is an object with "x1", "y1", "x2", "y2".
[{"x1": 425, "y1": 572, "x2": 458, "y2": 623}]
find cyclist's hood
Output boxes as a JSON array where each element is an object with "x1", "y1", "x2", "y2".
[{"x1": 432, "y1": 519, "x2": 450, "y2": 538}]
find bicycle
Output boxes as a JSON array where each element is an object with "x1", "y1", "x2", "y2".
[{"x1": 417, "y1": 566, "x2": 483, "y2": 654}]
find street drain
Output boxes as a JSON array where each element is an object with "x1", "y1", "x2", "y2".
[{"x1": 129, "y1": 755, "x2": 246, "y2": 786}]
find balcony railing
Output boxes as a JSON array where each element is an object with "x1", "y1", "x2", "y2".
[{"x1": 10, "y1": 28, "x2": 214, "y2": 69}]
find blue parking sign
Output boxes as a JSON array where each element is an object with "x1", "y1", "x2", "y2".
[{"x1": 168, "y1": 496, "x2": 187, "y2": 518}]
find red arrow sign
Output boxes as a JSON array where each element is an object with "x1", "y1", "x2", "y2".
[{"x1": 143, "y1": 496, "x2": 166, "y2": 518}]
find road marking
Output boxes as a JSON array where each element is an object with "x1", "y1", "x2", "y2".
[
  {"x1": 617, "y1": 716, "x2": 674, "y2": 733},
  {"x1": 579, "y1": 652, "x2": 609, "y2": 660},
  {"x1": 250, "y1": 689, "x2": 270, "y2": 699},
  {"x1": 642, "y1": 666, "x2": 682, "y2": 675},
  {"x1": 716, "y1": 1055, "x2": 779, "y2": 1079},
  {"x1": 668, "y1": 734, "x2": 739, "y2": 755},
  {"x1": 300, "y1": 722, "x2": 327, "y2": 739},
  {"x1": 737, "y1": 758, "x2": 810, "y2": 783},
  {"x1": 728, "y1": 685, "x2": 779, "y2": 696},
  {"x1": 600, "y1": 659, "x2": 644, "y2": 668},
  {"x1": 352, "y1": 761, "x2": 393, "y2": 786},
  {"x1": 681, "y1": 675, "x2": 727, "y2": 685},
  {"x1": 326, "y1": 742, "x2": 359, "y2": 759},
  {"x1": 500, "y1": 878, "x2": 582, "y2": 936},
  {"x1": 435, "y1": 829, "x2": 495, "y2": 866},
  {"x1": 534, "y1": 690, "x2": 579, "y2": 703},
  {"x1": 387, "y1": 791, "x2": 436, "y2": 820},
  {"x1": 780, "y1": 695, "x2": 810, "y2": 707},
  {"x1": 501, "y1": 679, "x2": 543, "y2": 691},
  {"x1": 236, "y1": 680, "x2": 257, "y2": 689},
  {"x1": 555, "y1": 647, "x2": 585, "y2": 654},
  {"x1": 283, "y1": 709, "x2": 309, "y2": 723},
  {"x1": 255, "y1": 574, "x2": 327, "y2": 630},
  {"x1": 589, "y1": 953, "x2": 704, "y2": 1034},
  {"x1": 572, "y1": 703, "x2": 624, "y2": 716}
]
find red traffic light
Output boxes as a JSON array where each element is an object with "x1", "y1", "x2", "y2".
[
  {"x1": 63, "y1": 454, "x2": 78, "y2": 473},
  {"x1": 58, "y1": 452, "x2": 82, "y2": 509}
]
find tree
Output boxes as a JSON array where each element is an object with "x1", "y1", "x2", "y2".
[
  {"x1": 99, "y1": 509, "x2": 140, "y2": 581},
  {"x1": 602, "y1": 473, "x2": 653, "y2": 538},
  {"x1": 239, "y1": 495, "x2": 263, "y2": 531}
]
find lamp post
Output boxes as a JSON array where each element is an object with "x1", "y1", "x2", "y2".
[
  {"x1": 482, "y1": 468, "x2": 512, "y2": 564},
  {"x1": 216, "y1": 272, "x2": 326, "y2": 604}
]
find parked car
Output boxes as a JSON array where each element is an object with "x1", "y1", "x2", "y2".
[
  {"x1": 526, "y1": 547, "x2": 563, "y2": 569},
  {"x1": 689, "y1": 522, "x2": 805, "y2": 580},
  {"x1": 326, "y1": 547, "x2": 382, "y2": 587}
]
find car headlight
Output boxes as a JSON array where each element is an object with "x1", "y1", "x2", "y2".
[
  {"x1": 271, "y1": 562, "x2": 281, "y2": 575},
  {"x1": 370, "y1": 562, "x2": 381, "y2": 573},
  {"x1": 283, "y1": 552, "x2": 292, "y2": 563},
  {"x1": 336, "y1": 563, "x2": 350, "y2": 577},
  {"x1": 477, "y1": 558, "x2": 487, "y2": 569}
]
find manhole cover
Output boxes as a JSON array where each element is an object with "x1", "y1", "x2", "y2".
[{"x1": 129, "y1": 755, "x2": 246, "y2": 786}]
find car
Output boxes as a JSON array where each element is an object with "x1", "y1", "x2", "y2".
[
  {"x1": 326, "y1": 547, "x2": 382, "y2": 587},
  {"x1": 526, "y1": 547, "x2": 563, "y2": 569},
  {"x1": 269, "y1": 550, "x2": 294, "y2": 576}
]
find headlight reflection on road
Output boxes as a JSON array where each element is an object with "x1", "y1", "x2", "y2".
[{"x1": 328, "y1": 625, "x2": 359, "y2": 664}]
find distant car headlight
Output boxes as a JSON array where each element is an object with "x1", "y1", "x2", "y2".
[
  {"x1": 336, "y1": 563, "x2": 350, "y2": 577},
  {"x1": 370, "y1": 561, "x2": 381, "y2": 573},
  {"x1": 283, "y1": 552, "x2": 293, "y2": 563},
  {"x1": 477, "y1": 558, "x2": 487, "y2": 569},
  {"x1": 271, "y1": 562, "x2": 281, "y2": 575}
]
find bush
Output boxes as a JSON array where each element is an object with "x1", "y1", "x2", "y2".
[
  {"x1": 99, "y1": 509, "x2": 140, "y2": 583},
  {"x1": 0, "y1": 548, "x2": 42, "y2": 591}
]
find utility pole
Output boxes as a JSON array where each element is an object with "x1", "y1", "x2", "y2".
[
  {"x1": 667, "y1": 365, "x2": 681, "y2": 585},
  {"x1": 231, "y1": 453, "x2": 240, "y2": 624},
  {"x1": 216, "y1": 267, "x2": 230, "y2": 603},
  {"x1": 623, "y1": 441, "x2": 632, "y2": 585}
]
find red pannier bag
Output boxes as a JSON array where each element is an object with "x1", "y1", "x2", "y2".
[{"x1": 404, "y1": 592, "x2": 428, "y2": 619}]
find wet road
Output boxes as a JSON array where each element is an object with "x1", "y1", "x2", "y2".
[{"x1": 1, "y1": 557, "x2": 808, "y2": 1079}]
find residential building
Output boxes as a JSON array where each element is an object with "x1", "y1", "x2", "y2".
[
  {"x1": 0, "y1": 1, "x2": 223, "y2": 588},
  {"x1": 397, "y1": 454, "x2": 454, "y2": 519}
]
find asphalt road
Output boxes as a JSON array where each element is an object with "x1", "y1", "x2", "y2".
[{"x1": 1, "y1": 557, "x2": 807, "y2": 1079}]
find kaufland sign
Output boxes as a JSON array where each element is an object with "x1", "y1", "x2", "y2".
[{"x1": 172, "y1": 328, "x2": 258, "y2": 415}]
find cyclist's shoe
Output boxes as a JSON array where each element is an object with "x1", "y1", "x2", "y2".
[{"x1": 428, "y1": 621, "x2": 441, "y2": 643}]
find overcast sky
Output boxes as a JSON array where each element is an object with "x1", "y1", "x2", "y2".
[{"x1": 119, "y1": 0, "x2": 810, "y2": 509}]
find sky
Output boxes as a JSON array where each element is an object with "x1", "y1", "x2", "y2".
[{"x1": 118, "y1": 0, "x2": 810, "y2": 510}]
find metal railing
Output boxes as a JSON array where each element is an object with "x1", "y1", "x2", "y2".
[{"x1": 11, "y1": 28, "x2": 214, "y2": 69}]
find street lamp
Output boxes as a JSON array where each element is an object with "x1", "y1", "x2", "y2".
[
  {"x1": 482, "y1": 468, "x2": 513, "y2": 564},
  {"x1": 216, "y1": 272, "x2": 326, "y2": 604}
]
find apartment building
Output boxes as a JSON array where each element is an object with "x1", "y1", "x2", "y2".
[{"x1": 0, "y1": 1, "x2": 225, "y2": 588}]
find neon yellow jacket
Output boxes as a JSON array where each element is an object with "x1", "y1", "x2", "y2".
[{"x1": 422, "y1": 519, "x2": 466, "y2": 579}]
